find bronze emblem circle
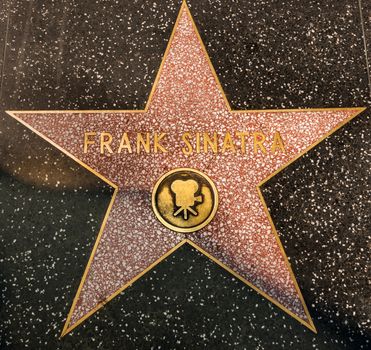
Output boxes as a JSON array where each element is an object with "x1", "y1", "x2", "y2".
[{"x1": 152, "y1": 168, "x2": 218, "y2": 233}]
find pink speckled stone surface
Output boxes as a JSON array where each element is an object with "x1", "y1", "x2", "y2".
[{"x1": 15, "y1": 7, "x2": 358, "y2": 332}]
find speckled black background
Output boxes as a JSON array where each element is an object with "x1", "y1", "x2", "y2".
[{"x1": 0, "y1": 0, "x2": 370, "y2": 349}]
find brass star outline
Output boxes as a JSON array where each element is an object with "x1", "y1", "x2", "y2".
[{"x1": 6, "y1": 1, "x2": 365, "y2": 337}]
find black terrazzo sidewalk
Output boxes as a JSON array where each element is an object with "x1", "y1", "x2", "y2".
[{"x1": 0, "y1": 1, "x2": 370, "y2": 349}]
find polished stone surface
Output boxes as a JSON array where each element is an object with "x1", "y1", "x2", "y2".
[
  {"x1": 0, "y1": 0, "x2": 370, "y2": 348},
  {"x1": 262, "y1": 107, "x2": 371, "y2": 348}
]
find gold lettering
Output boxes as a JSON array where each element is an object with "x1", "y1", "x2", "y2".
[
  {"x1": 271, "y1": 131, "x2": 285, "y2": 153},
  {"x1": 203, "y1": 132, "x2": 218, "y2": 153},
  {"x1": 236, "y1": 132, "x2": 249, "y2": 154},
  {"x1": 221, "y1": 132, "x2": 236, "y2": 153},
  {"x1": 181, "y1": 132, "x2": 193, "y2": 155},
  {"x1": 83, "y1": 130, "x2": 285, "y2": 156},
  {"x1": 253, "y1": 132, "x2": 267, "y2": 154},
  {"x1": 136, "y1": 132, "x2": 150, "y2": 154},
  {"x1": 84, "y1": 132, "x2": 96, "y2": 153},
  {"x1": 100, "y1": 132, "x2": 113, "y2": 154},
  {"x1": 118, "y1": 132, "x2": 132, "y2": 153},
  {"x1": 196, "y1": 132, "x2": 201, "y2": 153},
  {"x1": 154, "y1": 133, "x2": 167, "y2": 153}
]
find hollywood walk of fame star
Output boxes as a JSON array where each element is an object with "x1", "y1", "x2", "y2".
[{"x1": 6, "y1": 1, "x2": 364, "y2": 337}]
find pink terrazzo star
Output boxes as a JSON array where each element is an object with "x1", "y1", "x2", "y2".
[{"x1": 8, "y1": 1, "x2": 363, "y2": 336}]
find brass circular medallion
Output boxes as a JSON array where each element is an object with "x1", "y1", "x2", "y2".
[{"x1": 152, "y1": 168, "x2": 218, "y2": 233}]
